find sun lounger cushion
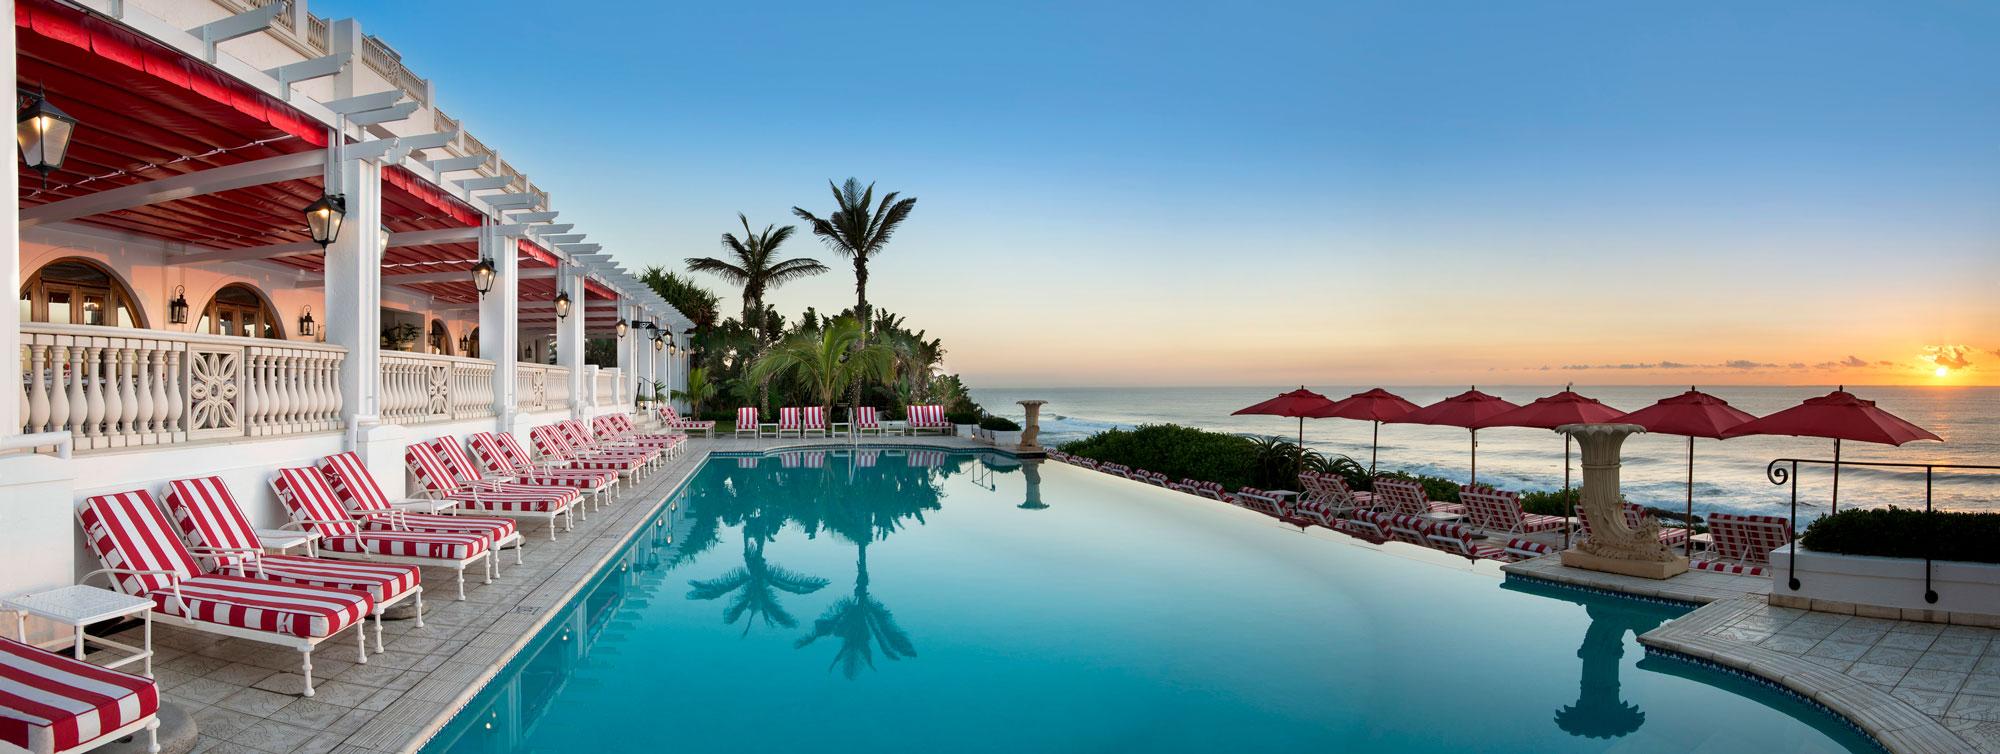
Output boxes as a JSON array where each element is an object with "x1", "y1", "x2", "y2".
[{"x1": 0, "y1": 636, "x2": 159, "y2": 754}]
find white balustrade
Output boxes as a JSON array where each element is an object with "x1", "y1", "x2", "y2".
[
  {"x1": 544, "y1": 365, "x2": 571, "y2": 407},
  {"x1": 594, "y1": 368, "x2": 621, "y2": 408},
  {"x1": 379, "y1": 352, "x2": 496, "y2": 425},
  {"x1": 516, "y1": 364, "x2": 551, "y2": 413},
  {"x1": 18, "y1": 324, "x2": 346, "y2": 452}
]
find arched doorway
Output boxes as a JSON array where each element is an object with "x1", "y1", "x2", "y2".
[
  {"x1": 198, "y1": 283, "x2": 284, "y2": 338},
  {"x1": 19, "y1": 257, "x2": 146, "y2": 328},
  {"x1": 428, "y1": 319, "x2": 452, "y2": 355},
  {"x1": 464, "y1": 327, "x2": 481, "y2": 358}
]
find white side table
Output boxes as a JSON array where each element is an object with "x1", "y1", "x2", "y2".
[
  {"x1": 4, "y1": 585, "x2": 154, "y2": 677},
  {"x1": 256, "y1": 528, "x2": 322, "y2": 557}
]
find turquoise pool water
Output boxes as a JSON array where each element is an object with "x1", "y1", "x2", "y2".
[{"x1": 425, "y1": 449, "x2": 1879, "y2": 753}]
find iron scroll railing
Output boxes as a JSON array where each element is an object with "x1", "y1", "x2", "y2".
[{"x1": 1768, "y1": 458, "x2": 1999, "y2": 605}]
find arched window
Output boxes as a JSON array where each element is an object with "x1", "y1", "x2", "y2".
[
  {"x1": 19, "y1": 258, "x2": 146, "y2": 328},
  {"x1": 464, "y1": 327, "x2": 481, "y2": 358},
  {"x1": 428, "y1": 319, "x2": 452, "y2": 355},
  {"x1": 198, "y1": 284, "x2": 283, "y2": 339}
]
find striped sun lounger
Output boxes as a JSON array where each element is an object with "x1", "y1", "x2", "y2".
[
  {"x1": 1691, "y1": 513, "x2": 1792, "y2": 576},
  {"x1": 272, "y1": 465, "x2": 495, "y2": 600},
  {"x1": 906, "y1": 405, "x2": 949, "y2": 434},
  {"x1": 0, "y1": 635, "x2": 160, "y2": 754}
]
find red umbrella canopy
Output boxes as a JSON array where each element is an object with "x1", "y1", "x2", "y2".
[
  {"x1": 1396, "y1": 388, "x2": 1521, "y2": 428},
  {"x1": 1479, "y1": 389, "x2": 1627, "y2": 429},
  {"x1": 1619, "y1": 388, "x2": 1757, "y2": 439},
  {"x1": 1231, "y1": 387, "x2": 1337, "y2": 418},
  {"x1": 1720, "y1": 389, "x2": 1941, "y2": 445},
  {"x1": 1306, "y1": 388, "x2": 1421, "y2": 421}
]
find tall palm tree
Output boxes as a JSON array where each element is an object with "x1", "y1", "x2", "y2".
[
  {"x1": 792, "y1": 179, "x2": 918, "y2": 342},
  {"x1": 748, "y1": 316, "x2": 894, "y2": 419},
  {"x1": 685, "y1": 215, "x2": 827, "y2": 343}
]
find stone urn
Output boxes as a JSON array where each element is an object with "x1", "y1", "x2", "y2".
[
  {"x1": 1017, "y1": 400, "x2": 1048, "y2": 450},
  {"x1": 1558, "y1": 423, "x2": 1689, "y2": 580}
]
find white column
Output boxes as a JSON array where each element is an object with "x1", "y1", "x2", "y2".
[
  {"x1": 325, "y1": 158, "x2": 385, "y2": 430},
  {"x1": 554, "y1": 268, "x2": 586, "y2": 414},
  {"x1": 617, "y1": 303, "x2": 636, "y2": 406},
  {"x1": 0, "y1": 0, "x2": 19, "y2": 440},
  {"x1": 479, "y1": 223, "x2": 520, "y2": 428}
]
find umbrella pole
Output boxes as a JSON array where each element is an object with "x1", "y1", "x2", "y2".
[
  {"x1": 1686, "y1": 436, "x2": 1695, "y2": 557},
  {"x1": 1469, "y1": 429, "x2": 1478, "y2": 486},
  {"x1": 1371, "y1": 420, "x2": 1379, "y2": 475},
  {"x1": 1831, "y1": 439, "x2": 1841, "y2": 513},
  {"x1": 1298, "y1": 416, "x2": 1305, "y2": 449},
  {"x1": 1562, "y1": 433, "x2": 1572, "y2": 550}
]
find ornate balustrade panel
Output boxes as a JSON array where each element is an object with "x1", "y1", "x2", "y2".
[
  {"x1": 516, "y1": 365, "x2": 550, "y2": 413},
  {"x1": 594, "y1": 369, "x2": 620, "y2": 408},
  {"x1": 544, "y1": 366, "x2": 572, "y2": 407},
  {"x1": 380, "y1": 352, "x2": 497, "y2": 425},
  {"x1": 19, "y1": 324, "x2": 346, "y2": 452}
]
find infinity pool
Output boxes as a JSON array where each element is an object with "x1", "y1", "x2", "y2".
[{"x1": 425, "y1": 449, "x2": 1878, "y2": 753}]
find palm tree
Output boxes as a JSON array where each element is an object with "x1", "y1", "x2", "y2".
[
  {"x1": 685, "y1": 215, "x2": 827, "y2": 343},
  {"x1": 794, "y1": 542, "x2": 916, "y2": 679},
  {"x1": 637, "y1": 266, "x2": 720, "y2": 334},
  {"x1": 748, "y1": 316, "x2": 894, "y2": 419},
  {"x1": 671, "y1": 366, "x2": 715, "y2": 416},
  {"x1": 792, "y1": 179, "x2": 918, "y2": 371},
  {"x1": 686, "y1": 533, "x2": 829, "y2": 635}
]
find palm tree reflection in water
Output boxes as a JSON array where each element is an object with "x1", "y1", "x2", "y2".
[{"x1": 682, "y1": 450, "x2": 977, "y2": 676}]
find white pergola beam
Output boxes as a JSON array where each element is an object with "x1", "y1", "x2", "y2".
[
  {"x1": 386, "y1": 227, "x2": 477, "y2": 247},
  {"x1": 324, "y1": 91, "x2": 405, "y2": 115},
  {"x1": 481, "y1": 193, "x2": 537, "y2": 209},
  {"x1": 557, "y1": 243, "x2": 600, "y2": 253},
  {"x1": 508, "y1": 210, "x2": 559, "y2": 222},
  {"x1": 427, "y1": 155, "x2": 488, "y2": 173},
  {"x1": 190, "y1": 3, "x2": 283, "y2": 62},
  {"x1": 456, "y1": 176, "x2": 512, "y2": 191},
  {"x1": 531, "y1": 224, "x2": 574, "y2": 236},
  {"x1": 541, "y1": 234, "x2": 585, "y2": 244},
  {"x1": 347, "y1": 101, "x2": 420, "y2": 126},
  {"x1": 265, "y1": 53, "x2": 349, "y2": 99},
  {"x1": 168, "y1": 240, "x2": 322, "y2": 265},
  {"x1": 22, "y1": 149, "x2": 325, "y2": 228},
  {"x1": 380, "y1": 267, "x2": 559, "y2": 285}
]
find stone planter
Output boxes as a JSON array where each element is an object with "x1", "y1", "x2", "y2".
[
  {"x1": 990, "y1": 430, "x2": 1022, "y2": 447},
  {"x1": 1769, "y1": 544, "x2": 2000, "y2": 625},
  {"x1": 955, "y1": 423, "x2": 979, "y2": 438}
]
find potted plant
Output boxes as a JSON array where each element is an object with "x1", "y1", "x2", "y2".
[
  {"x1": 381, "y1": 322, "x2": 421, "y2": 351},
  {"x1": 979, "y1": 415, "x2": 1023, "y2": 446},
  {"x1": 947, "y1": 409, "x2": 981, "y2": 438}
]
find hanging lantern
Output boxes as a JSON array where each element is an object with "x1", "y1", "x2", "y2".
[
  {"x1": 81, "y1": 299, "x2": 103, "y2": 326},
  {"x1": 553, "y1": 291, "x2": 572, "y2": 320},
  {"x1": 652, "y1": 333, "x2": 665, "y2": 352},
  {"x1": 304, "y1": 193, "x2": 346, "y2": 248},
  {"x1": 378, "y1": 226, "x2": 392, "y2": 250},
  {"x1": 17, "y1": 90, "x2": 77, "y2": 183},
  {"x1": 666, "y1": 335, "x2": 678, "y2": 355},
  {"x1": 168, "y1": 286, "x2": 190, "y2": 325},
  {"x1": 471, "y1": 257, "x2": 496, "y2": 297},
  {"x1": 615, "y1": 319, "x2": 628, "y2": 338},
  {"x1": 459, "y1": 334, "x2": 473, "y2": 353},
  {"x1": 298, "y1": 305, "x2": 317, "y2": 337}
]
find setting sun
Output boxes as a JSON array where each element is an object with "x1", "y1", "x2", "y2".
[{"x1": 1936, "y1": 366, "x2": 1950, "y2": 378}]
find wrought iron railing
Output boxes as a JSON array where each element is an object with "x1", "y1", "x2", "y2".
[{"x1": 1767, "y1": 457, "x2": 2000, "y2": 604}]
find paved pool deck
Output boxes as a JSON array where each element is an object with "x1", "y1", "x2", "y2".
[
  {"x1": 101, "y1": 434, "x2": 1004, "y2": 754},
  {"x1": 1503, "y1": 555, "x2": 1998, "y2": 753}
]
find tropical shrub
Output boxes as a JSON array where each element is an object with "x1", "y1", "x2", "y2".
[
  {"x1": 946, "y1": 409, "x2": 981, "y2": 425},
  {"x1": 1060, "y1": 424, "x2": 1262, "y2": 489},
  {"x1": 978, "y1": 416, "x2": 1021, "y2": 431},
  {"x1": 1801, "y1": 508, "x2": 2000, "y2": 564}
]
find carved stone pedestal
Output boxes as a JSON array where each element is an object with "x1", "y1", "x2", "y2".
[{"x1": 1557, "y1": 423, "x2": 1689, "y2": 580}]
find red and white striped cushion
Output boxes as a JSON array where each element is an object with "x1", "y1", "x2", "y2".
[
  {"x1": 0, "y1": 636, "x2": 159, "y2": 754},
  {"x1": 660, "y1": 407, "x2": 715, "y2": 430},
  {"x1": 253, "y1": 555, "x2": 419, "y2": 604},
  {"x1": 852, "y1": 406, "x2": 878, "y2": 429},
  {"x1": 404, "y1": 443, "x2": 467, "y2": 497},
  {"x1": 162, "y1": 476, "x2": 263, "y2": 572},
  {"x1": 425, "y1": 437, "x2": 489, "y2": 487},
  {"x1": 561, "y1": 422, "x2": 656, "y2": 459},
  {"x1": 316, "y1": 451, "x2": 398, "y2": 514},
  {"x1": 269, "y1": 468, "x2": 360, "y2": 539},
  {"x1": 432, "y1": 489, "x2": 571, "y2": 514},
  {"x1": 801, "y1": 407, "x2": 825, "y2": 430},
  {"x1": 736, "y1": 407, "x2": 757, "y2": 428},
  {"x1": 319, "y1": 530, "x2": 488, "y2": 561},
  {"x1": 907, "y1": 405, "x2": 946, "y2": 428},
  {"x1": 1691, "y1": 559, "x2": 1766, "y2": 576},
  {"x1": 408, "y1": 442, "x2": 576, "y2": 510},
  {"x1": 1708, "y1": 513, "x2": 1792, "y2": 566},
  {"x1": 76, "y1": 491, "x2": 204, "y2": 596},
  {"x1": 325, "y1": 450, "x2": 517, "y2": 535},
  {"x1": 156, "y1": 574, "x2": 370, "y2": 638}
]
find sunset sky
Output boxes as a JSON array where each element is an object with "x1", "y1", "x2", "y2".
[{"x1": 337, "y1": 0, "x2": 1999, "y2": 387}]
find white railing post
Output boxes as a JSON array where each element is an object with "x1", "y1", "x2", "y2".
[
  {"x1": 554, "y1": 267, "x2": 585, "y2": 415},
  {"x1": 1, "y1": 0, "x2": 18, "y2": 443}
]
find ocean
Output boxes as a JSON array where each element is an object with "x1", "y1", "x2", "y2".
[{"x1": 970, "y1": 385, "x2": 1999, "y2": 518}]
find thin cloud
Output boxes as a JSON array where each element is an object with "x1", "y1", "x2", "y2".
[
  {"x1": 1841, "y1": 355, "x2": 1868, "y2": 368},
  {"x1": 1923, "y1": 344, "x2": 1976, "y2": 371}
]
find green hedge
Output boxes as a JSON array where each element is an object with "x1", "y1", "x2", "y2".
[
  {"x1": 1802, "y1": 508, "x2": 2000, "y2": 564},
  {"x1": 1060, "y1": 424, "x2": 1262, "y2": 489},
  {"x1": 979, "y1": 416, "x2": 1021, "y2": 431}
]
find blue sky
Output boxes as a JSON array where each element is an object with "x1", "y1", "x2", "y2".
[{"x1": 331, "y1": 0, "x2": 2000, "y2": 385}]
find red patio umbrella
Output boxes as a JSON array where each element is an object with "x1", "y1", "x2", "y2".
[
  {"x1": 1395, "y1": 387, "x2": 1521, "y2": 485},
  {"x1": 1481, "y1": 387, "x2": 1628, "y2": 547},
  {"x1": 1720, "y1": 386, "x2": 1940, "y2": 512},
  {"x1": 1232, "y1": 386, "x2": 1336, "y2": 447},
  {"x1": 1619, "y1": 388, "x2": 1758, "y2": 554},
  {"x1": 1306, "y1": 388, "x2": 1421, "y2": 473}
]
